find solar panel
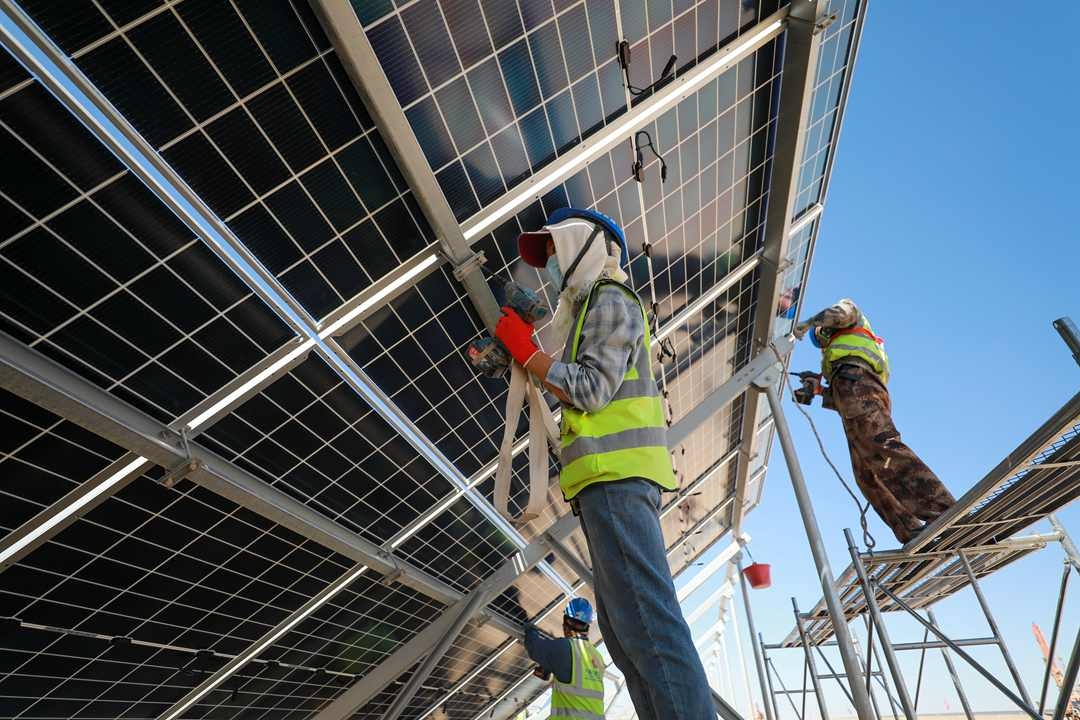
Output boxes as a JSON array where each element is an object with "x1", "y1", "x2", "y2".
[{"x1": 0, "y1": 0, "x2": 867, "y2": 716}]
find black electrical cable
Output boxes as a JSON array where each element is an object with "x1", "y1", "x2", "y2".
[
  {"x1": 633, "y1": 130, "x2": 667, "y2": 183},
  {"x1": 617, "y1": 40, "x2": 677, "y2": 97}
]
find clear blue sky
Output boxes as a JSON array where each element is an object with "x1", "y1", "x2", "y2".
[{"x1": 726, "y1": 2, "x2": 1080, "y2": 717}]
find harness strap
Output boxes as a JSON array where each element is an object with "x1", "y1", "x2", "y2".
[
  {"x1": 825, "y1": 325, "x2": 883, "y2": 347},
  {"x1": 493, "y1": 362, "x2": 559, "y2": 525}
]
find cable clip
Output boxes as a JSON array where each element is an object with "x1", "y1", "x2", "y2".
[
  {"x1": 160, "y1": 428, "x2": 199, "y2": 488},
  {"x1": 451, "y1": 250, "x2": 487, "y2": 281}
]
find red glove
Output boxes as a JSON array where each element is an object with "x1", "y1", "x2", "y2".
[{"x1": 494, "y1": 306, "x2": 539, "y2": 366}]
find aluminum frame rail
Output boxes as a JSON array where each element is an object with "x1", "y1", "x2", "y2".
[
  {"x1": 730, "y1": 0, "x2": 831, "y2": 537},
  {"x1": 311, "y1": 338, "x2": 790, "y2": 720},
  {"x1": 0, "y1": 0, "x2": 572, "y2": 601}
]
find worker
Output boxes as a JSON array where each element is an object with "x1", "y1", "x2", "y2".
[
  {"x1": 793, "y1": 298, "x2": 956, "y2": 543},
  {"x1": 524, "y1": 598, "x2": 606, "y2": 719},
  {"x1": 495, "y1": 209, "x2": 716, "y2": 719}
]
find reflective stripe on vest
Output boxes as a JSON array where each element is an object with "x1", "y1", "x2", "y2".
[
  {"x1": 558, "y1": 281, "x2": 677, "y2": 500},
  {"x1": 821, "y1": 314, "x2": 890, "y2": 384},
  {"x1": 551, "y1": 638, "x2": 605, "y2": 720}
]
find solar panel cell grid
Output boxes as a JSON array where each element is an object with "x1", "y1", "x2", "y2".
[
  {"x1": 201, "y1": 354, "x2": 453, "y2": 546},
  {"x1": 0, "y1": 74, "x2": 295, "y2": 423},
  {"x1": 0, "y1": 389, "x2": 129, "y2": 534},
  {"x1": 12, "y1": 0, "x2": 437, "y2": 322},
  {"x1": 0, "y1": 479, "x2": 352, "y2": 656},
  {"x1": 0, "y1": 625, "x2": 232, "y2": 719}
]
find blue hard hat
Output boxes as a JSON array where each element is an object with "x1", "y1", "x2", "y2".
[
  {"x1": 564, "y1": 597, "x2": 594, "y2": 625},
  {"x1": 809, "y1": 328, "x2": 824, "y2": 349}
]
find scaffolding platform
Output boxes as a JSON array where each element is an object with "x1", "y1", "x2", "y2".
[{"x1": 782, "y1": 390, "x2": 1080, "y2": 648}]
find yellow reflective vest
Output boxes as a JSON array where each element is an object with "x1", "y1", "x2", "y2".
[
  {"x1": 558, "y1": 281, "x2": 677, "y2": 500},
  {"x1": 550, "y1": 638, "x2": 606, "y2": 719},
  {"x1": 819, "y1": 314, "x2": 890, "y2": 384}
]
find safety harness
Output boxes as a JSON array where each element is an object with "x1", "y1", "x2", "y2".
[{"x1": 492, "y1": 209, "x2": 629, "y2": 525}]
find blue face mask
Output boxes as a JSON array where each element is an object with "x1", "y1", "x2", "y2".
[{"x1": 546, "y1": 253, "x2": 564, "y2": 291}]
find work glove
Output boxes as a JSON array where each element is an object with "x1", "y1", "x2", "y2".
[
  {"x1": 793, "y1": 322, "x2": 810, "y2": 340},
  {"x1": 495, "y1": 306, "x2": 540, "y2": 366}
]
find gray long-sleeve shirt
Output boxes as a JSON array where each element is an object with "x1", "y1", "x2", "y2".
[{"x1": 544, "y1": 285, "x2": 646, "y2": 413}]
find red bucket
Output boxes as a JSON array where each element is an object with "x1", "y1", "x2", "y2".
[{"x1": 742, "y1": 562, "x2": 771, "y2": 589}]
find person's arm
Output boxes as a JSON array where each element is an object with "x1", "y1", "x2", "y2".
[
  {"x1": 794, "y1": 298, "x2": 860, "y2": 338},
  {"x1": 542, "y1": 288, "x2": 642, "y2": 412},
  {"x1": 524, "y1": 625, "x2": 573, "y2": 684}
]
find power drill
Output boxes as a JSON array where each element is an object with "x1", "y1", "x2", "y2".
[
  {"x1": 792, "y1": 371, "x2": 824, "y2": 405},
  {"x1": 467, "y1": 280, "x2": 548, "y2": 378}
]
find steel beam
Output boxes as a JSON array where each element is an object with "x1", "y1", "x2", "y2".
[
  {"x1": 307, "y1": 0, "x2": 498, "y2": 332},
  {"x1": 668, "y1": 334, "x2": 794, "y2": 447},
  {"x1": 543, "y1": 530, "x2": 595, "y2": 588},
  {"x1": 1040, "y1": 562, "x2": 1072, "y2": 716},
  {"x1": 1049, "y1": 514, "x2": 1080, "y2": 573},
  {"x1": 793, "y1": 600, "x2": 830, "y2": 720},
  {"x1": 846, "y1": 530, "x2": 917, "y2": 720},
  {"x1": 0, "y1": 330, "x2": 464, "y2": 608},
  {"x1": 0, "y1": 334, "x2": 312, "y2": 573},
  {"x1": 380, "y1": 590, "x2": 488, "y2": 720},
  {"x1": 739, "y1": 558, "x2": 777, "y2": 720},
  {"x1": 957, "y1": 551, "x2": 1032, "y2": 708},
  {"x1": 731, "y1": 0, "x2": 828, "y2": 536},
  {"x1": 1053, "y1": 622, "x2": 1080, "y2": 720},
  {"x1": 926, "y1": 610, "x2": 974, "y2": 720},
  {"x1": 761, "y1": 370, "x2": 874, "y2": 720}
]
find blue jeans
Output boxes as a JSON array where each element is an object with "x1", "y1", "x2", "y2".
[{"x1": 576, "y1": 477, "x2": 715, "y2": 719}]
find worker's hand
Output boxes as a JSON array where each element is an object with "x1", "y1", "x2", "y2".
[
  {"x1": 495, "y1": 306, "x2": 540, "y2": 366},
  {"x1": 793, "y1": 322, "x2": 810, "y2": 340}
]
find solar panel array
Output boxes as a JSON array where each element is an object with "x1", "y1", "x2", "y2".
[{"x1": 0, "y1": 0, "x2": 865, "y2": 717}]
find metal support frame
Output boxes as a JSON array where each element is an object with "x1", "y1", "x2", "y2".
[
  {"x1": 740, "y1": 557, "x2": 777, "y2": 720},
  {"x1": 0, "y1": 336, "x2": 313, "y2": 572},
  {"x1": 845, "y1": 530, "x2": 917, "y2": 720},
  {"x1": 380, "y1": 590, "x2": 488, "y2": 720},
  {"x1": 1, "y1": 0, "x2": 570, "y2": 601},
  {"x1": 926, "y1": 610, "x2": 974, "y2": 720},
  {"x1": 862, "y1": 616, "x2": 902, "y2": 720},
  {"x1": 328, "y1": 347, "x2": 762, "y2": 719},
  {"x1": 1054, "y1": 623, "x2": 1080, "y2": 720},
  {"x1": 543, "y1": 531, "x2": 595, "y2": 589},
  {"x1": 956, "y1": 551, "x2": 1033, "y2": 708},
  {"x1": 307, "y1": 0, "x2": 499, "y2": 333},
  {"x1": 731, "y1": 0, "x2": 827, "y2": 536},
  {"x1": 759, "y1": 367, "x2": 875, "y2": 720},
  {"x1": 713, "y1": 687, "x2": 747, "y2": 720},
  {"x1": 793, "y1": 600, "x2": 831, "y2": 720},
  {"x1": 1050, "y1": 514, "x2": 1080, "y2": 573},
  {"x1": 761, "y1": 636, "x2": 784, "y2": 720},
  {"x1": 0, "y1": 331, "x2": 469, "y2": 605},
  {"x1": 1041, "y1": 561, "x2": 1072, "y2": 716},
  {"x1": 871, "y1": 578, "x2": 1040, "y2": 719}
]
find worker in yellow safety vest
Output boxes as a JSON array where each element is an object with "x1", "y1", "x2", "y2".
[
  {"x1": 495, "y1": 208, "x2": 716, "y2": 719},
  {"x1": 794, "y1": 298, "x2": 956, "y2": 543},
  {"x1": 525, "y1": 598, "x2": 606, "y2": 719}
]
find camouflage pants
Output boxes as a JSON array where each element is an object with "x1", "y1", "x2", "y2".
[{"x1": 830, "y1": 364, "x2": 955, "y2": 543}]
